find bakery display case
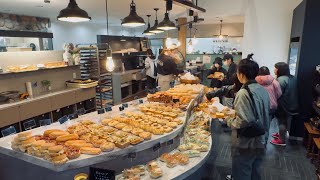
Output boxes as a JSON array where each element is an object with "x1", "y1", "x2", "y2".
[{"x1": 0, "y1": 84, "x2": 218, "y2": 180}]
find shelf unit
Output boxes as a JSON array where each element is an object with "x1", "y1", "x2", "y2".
[{"x1": 76, "y1": 44, "x2": 114, "y2": 109}]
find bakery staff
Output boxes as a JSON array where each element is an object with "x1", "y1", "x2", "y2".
[
  {"x1": 157, "y1": 50, "x2": 184, "y2": 91},
  {"x1": 145, "y1": 49, "x2": 158, "y2": 92},
  {"x1": 209, "y1": 57, "x2": 227, "y2": 88}
]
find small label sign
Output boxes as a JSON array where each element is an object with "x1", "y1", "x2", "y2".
[
  {"x1": 23, "y1": 119, "x2": 36, "y2": 130},
  {"x1": 167, "y1": 139, "x2": 174, "y2": 146},
  {"x1": 39, "y1": 119, "x2": 52, "y2": 126},
  {"x1": 58, "y1": 115, "x2": 69, "y2": 124},
  {"x1": 89, "y1": 167, "x2": 115, "y2": 180},
  {"x1": 119, "y1": 106, "x2": 124, "y2": 111},
  {"x1": 97, "y1": 109, "x2": 105, "y2": 114},
  {"x1": 139, "y1": 99, "x2": 144, "y2": 104},
  {"x1": 105, "y1": 107, "x2": 112, "y2": 112},
  {"x1": 128, "y1": 152, "x2": 137, "y2": 159},
  {"x1": 1, "y1": 126, "x2": 16, "y2": 137},
  {"x1": 153, "y1": 143, "x2": 161, "y2": 152},
  {"x1": 122, "y1": 103, "x2": 128, "y2": 108}
]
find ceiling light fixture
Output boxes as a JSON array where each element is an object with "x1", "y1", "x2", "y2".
[
  {"x1": 105, "y1": 0, "x2": 115, "y2": 72},
  {"x1": 157, "y1": 11, "x2": 176, "y2": 31},
  {"x1": 121, "y1": 0, "x2": 145, "y2": 28},
  {"x1": 57, "y1": 0, "x2": 91, "y2": 23},
  {"x1": 149, "y1": 8, "x2": 164, "y2": 34},
  {"x1": 218, "y1": 19, "x2": 228, "y2": 39},
  {"x1": 143, "y1": 15, "x2": 154, "y2": 36}
]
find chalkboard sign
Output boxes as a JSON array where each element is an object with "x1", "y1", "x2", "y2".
[
  {"x1": 119, "y1": 106, "x2": 124, "y2": 111},
  {"x1": 58, "y1": 115, "x2": 69, "y2": 124},
  {"x1": 1, "y1": 126, "x2": 16, "y2": 137},
  {"x1": 153, "y1": 143, "x2": 161, "y2": 152},
  {"x1": 89, "y1": 167, "x2": 115, "y2": 180},
  {"x1": 167, "y1": 139, "x2": 174, "y2": 146},
  {"x1": 105, "y1": 107, "x2": 112, "y2": 112},
  {"x1": 128, "y1": 152, "x2": 137, "y2": 159},
  {"x1": 68, "y1": 114, "x2": 76, "y2": 120},
  {"x1": 39, "y1": 119, "x2": 52, "y2": 126},
  {"x1": 77, "y1": 108, "x2": 86, "y2": 115},
  {"x1": 97, "y1": 109, "x2": 105, "y2": 114},
  {"x1": 138, "y1": 99, "x2": 144, "y2": 104},
  {"x1": 173, "y1": 99, "x2": 180, "y2": 103},
  {"x1": 23, "y1": 119, "x2": 36, "y2": 130},
  {"x1": 122, "y1": 103, "x2": 128, "y2": 108}
]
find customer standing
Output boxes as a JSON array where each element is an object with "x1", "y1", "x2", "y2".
[
  {"x1": 226, "y1": 54, "x2": 270, "y2": 180},
  {"x1": 157, "y1": 50, "x2": 184, "y2": 91},
  {"x1": 222, "y1": 54, "x2": 238, "y2": 85},
  {"x1": 209, "y1": 57, "x2": 227, "y2": 88},
  {"x1": 255, "y1": 66, "x2": 282, "y2": 119},
  {"x1": 271, "y1": 62, "x2": 299, "y2": 146},
  {"x1": 145, "y1": 49, "x2": 157, "y2": 93}
]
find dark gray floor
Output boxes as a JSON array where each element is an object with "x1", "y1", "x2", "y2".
[{"x1": 187, "y1": 120, "x2": 317, "y2": 180}]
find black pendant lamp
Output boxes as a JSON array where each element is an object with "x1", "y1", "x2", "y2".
[
  {"x1": 143, "y1": 15, "x2": 154, "y2": 36},
  {"x1": 121, "y1": 0, "x2": 145, "y2": 27},
  {"x1": 57, "y1": 0, "x2": 91, "y2": 22},
  {"x1": 149, "y1": 8, "x2": 164, "y2": 34},
  {"x1": 157, "y1": 10, "x2": 176, "y2": 31}
]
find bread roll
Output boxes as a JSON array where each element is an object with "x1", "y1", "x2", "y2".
[
  {"x1": 51, "y1": 154, "x2": 69, "y2": 165},
  {"x1": 17, "y1": 131, "x2": 32, "y2": 141},
  {"x1": 80, "y1": 147, "x2": 101, "y2": 155},
  {"x1": 65, "y1": 140, "x2": 86, "y2": 146},
  {"x1": 43, "y1": 129, "x2": 64, "y2": 137},
  {"x1": 69, "y1": 142, "x2": 93, "y2": 149},
  {"x1": 100, "y1": 142, "x2": 115, "y2": 152},
  {"x1": 49, "y1": 131, "x2": 69, "y2": 140},
  {"x1": 56, "y1": 134, "x2": 79, "y2": 142}
]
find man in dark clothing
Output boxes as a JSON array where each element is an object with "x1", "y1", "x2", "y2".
[
  {"x1": 157, "y1": 51, "x2": 184, "y2": 91},
  {"x1": 223, "y1": 54, "x2": 238, "y2": 86},
  {"x1": 209, "y1": 57, "x2": 227, "y2": 88}
]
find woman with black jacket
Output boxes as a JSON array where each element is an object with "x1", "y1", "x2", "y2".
[{"x1": 209, "y1": 57, "x2": 227, "y2": 88}]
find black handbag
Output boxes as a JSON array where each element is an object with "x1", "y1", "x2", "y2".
[{"x1": 237, "y1": 82, "x2": 266, "y2": 138}]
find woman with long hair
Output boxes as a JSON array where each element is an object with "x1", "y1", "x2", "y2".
[{"x1": 270, "y1": 62, "x2": 299, "y2": 146}]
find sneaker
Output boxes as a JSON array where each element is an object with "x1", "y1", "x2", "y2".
[
  {"x1": 272, "y1": 133, "x2": 280, "y2": 139},
  {"x1": 270, "y1": 138, "x2": 286, "y2": 146},
  {"x1": 226, "y1": 175, "x2": 233, "y2": 180}
]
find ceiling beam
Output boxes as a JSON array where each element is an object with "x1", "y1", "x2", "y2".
[{"x1": 170, "y1": 0, "x2": 206, "y2": 13}]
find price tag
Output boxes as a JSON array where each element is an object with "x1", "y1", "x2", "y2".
[
  {"x1": 39, "y1": 119, "x2": 52, "y2": 126},
  {"x1": 77, "y1": 108, "x2": 85, "y2": 115},
  {"x1": 97, "y1": 109, "x2": 105, "y2": 114},
  {"x1": 153, "y1": 143, "x2": 161, "y2": 152},
  {"x1": 167, "y1": 139, "x2": 174, "y2": 146},
  {"x1": 58, "y1": 115, "x2": 69, "y2": 124},
  {"x1": 173, "y1": 99, "x2": 180, "y2": 103},
  {"x1": 119, "y1": 106, "x2": 124, "y2": 111},
  {"x1": 1, "y1": 126, "x2": 16, "y2": 137},
  {"x1": 105, "y1": 107, "x2": 112, "y2": 112},
  {"x1": 128, "y1": 152, "x2": 137, "y2": 159},
  {"x1": 23, "y1": 119, "x2": 36, "y2": 130},
  {"x1": 122, "y1": 103, "x2": 128, "y2": 108},
  {"x1": 89, "y1": 167, "x2": 115, "y2": 180},
  {"x1": 138, "y1": 99, "x2": 144, "y2": 104}
]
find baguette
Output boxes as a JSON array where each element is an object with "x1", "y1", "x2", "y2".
[
  {"x1": 43, "y1": 129, "x2": 64, "y2": 137},
  {"x1": 56, "y1": 134, "x2": 79, "y2": 142},
  {"x1": 65, "y1": 140, "x2": 86, "y2": 146},
  {"x1": 80, "y1": 147, "x2": 101, "y2": 155}
]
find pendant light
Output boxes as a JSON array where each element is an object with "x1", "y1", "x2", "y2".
[
  {"x1": 105, "y1": 0, "x2": 115, "y2": 72},
  {"x1": 149, "y1": 8, "x2": 164, "y2": 34},
  {"x1": 143, "y1": 15, "x2": 154, "y2": 36},
  {"x1": 218, "y1": 20, "x2": 228, "y2": 39},
  {"x1": 121, "y1": 0, "x2": 145, "y2": 27},
  {"x1": 57, "y1": 0, "x2": 91, "y2": 22},
  {"x1": 157, "y1": 10, "x2": 176, "y2": 31}
]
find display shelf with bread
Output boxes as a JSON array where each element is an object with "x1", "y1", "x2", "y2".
[
  {"x1": 0, "y1": 97, "x2": 190, "y2": 172},
  {"x1": 116, "y1": 106, "x2": 213, "y2": 180}
]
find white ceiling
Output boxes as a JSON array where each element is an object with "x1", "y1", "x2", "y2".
[{"x1": 0, "y1": 0, "x2": 246, "y2": 25}]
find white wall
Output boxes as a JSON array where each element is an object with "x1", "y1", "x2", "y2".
[
  {"x1": 242, "y1": 0, "x2": 302, "y2": 73},
  {"x1": 51, "y1": 21, "x2": 144, "y2": 50}
]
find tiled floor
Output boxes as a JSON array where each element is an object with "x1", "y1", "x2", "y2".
[{"x1": 187, "y1": 120, "x2": 317, "y2": 180}]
